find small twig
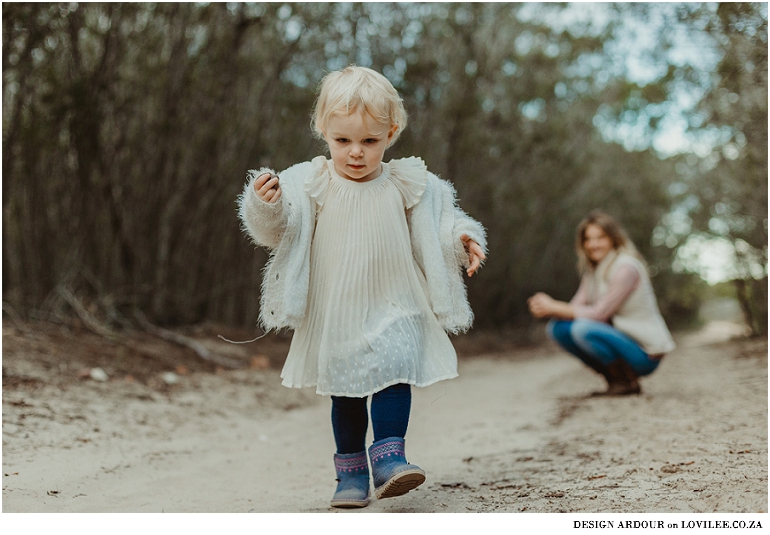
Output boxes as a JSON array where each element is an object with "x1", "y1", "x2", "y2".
[
  {"x1": 134, "y1": 310, "x2": 242, "y2": 369},
  {"x1": 217, "y1": 332, "x2": 268, "y2": 344}
]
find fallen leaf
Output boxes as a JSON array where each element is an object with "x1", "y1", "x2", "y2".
[
  {"x1": 175, "y1": 365, "x2": 189, "y2": 376},
  {"x1": 47, "y1": 490, "x2": 60, "y2": 496},
  {"x1": 249, "y1": 355, "x2": 270, "y2": 370},
  {"x1": 587, "y1": 474, "x2": 607, "y2": 480}
]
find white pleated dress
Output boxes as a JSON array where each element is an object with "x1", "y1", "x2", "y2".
[{"x1": 281, "y1": 158, "x2": 459, "y2": 397}]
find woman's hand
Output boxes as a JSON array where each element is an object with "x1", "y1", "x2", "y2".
[
  {"x1": 253, "y1": 172, "x2": 282, "y2": 203},
  {"x1": 461, "y1": 234, "x2": 486, "y2": 277},
  {"x1": 528, "y1": 292, "x2": 575, "y2": 319},
  {"x1": 528, "y1": 292, "x2": 556, "y2": 318}
]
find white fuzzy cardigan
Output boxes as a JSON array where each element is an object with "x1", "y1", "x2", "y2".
[{"x1": 237, "y1": 156, "x2": 487, "y2": 334}]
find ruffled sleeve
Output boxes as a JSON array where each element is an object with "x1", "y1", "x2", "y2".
[
  {"x1": 305, "y1": 155, "x2": 332, "y2": 207},
  {"x1": 388, "y1": 157, "x2": 428, "y2": 209}
]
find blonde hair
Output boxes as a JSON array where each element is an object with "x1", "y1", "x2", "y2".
[
  {"x1": 312, "y1": 65, "x2": 407, "y2": 148},
  {"x1": 575, "y1": 210, "x2": 644, "y2": 274}
]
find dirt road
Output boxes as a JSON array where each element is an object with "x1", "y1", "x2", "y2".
[{"x1": 2, "y1": 320, "x2": 766, "y2": 519}]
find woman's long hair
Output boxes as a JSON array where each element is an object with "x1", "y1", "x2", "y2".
[{"x1": 575, "y1": 210, "x2": 645, "y2": 274}]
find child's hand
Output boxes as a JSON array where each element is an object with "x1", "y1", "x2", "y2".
[
  {"x1": 253, "y1": 172, "x2": 282, "y2": 203},
  {"x1": 461, "y1": 234, "x2": 486, "y2": 277}
]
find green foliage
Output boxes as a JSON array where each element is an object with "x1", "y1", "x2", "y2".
[
  {"x1": 2, "y1": 3, "x2": 765, "y2": 332},
  {"x1": 663, "y1": 3, "x2": 768, "y2": 333},
  {"x1": 649, "y1": 268, "x2": 707, "y2": 330},
  {"x1": 704, "y1": 280, "x2": 739, "y2": 300}
]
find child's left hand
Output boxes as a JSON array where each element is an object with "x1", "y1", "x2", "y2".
[{"x1": 461, "y1": 234, "x2": 486, "y2": 277}]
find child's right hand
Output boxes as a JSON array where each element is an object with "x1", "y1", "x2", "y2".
[{"x1": 253, "y1": 172, "x2": 282, "y2": 203}]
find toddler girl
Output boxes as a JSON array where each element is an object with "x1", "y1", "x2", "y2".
[{"x1": 237, "y1": 66, "x2": 487, "y2": 508}]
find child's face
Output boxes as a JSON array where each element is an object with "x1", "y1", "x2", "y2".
[{"x1": 323, "y1": 111, "x2": 397, "y2": 183}]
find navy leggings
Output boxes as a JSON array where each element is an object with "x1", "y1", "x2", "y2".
[{"x1": 331, "y1": 383, "x2": 412, "y2": 454}]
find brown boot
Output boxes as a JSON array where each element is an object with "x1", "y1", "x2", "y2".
[{"x1": 591, "y1": 359, "x2": 641, "y2": 396}]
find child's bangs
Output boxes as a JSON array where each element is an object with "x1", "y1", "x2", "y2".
[{"x1": 327, "y1": 89, "x2": 392, "y2": 127}]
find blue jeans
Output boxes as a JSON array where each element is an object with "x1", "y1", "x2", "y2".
[
  {"x1": 547, "y1": 319, "x2": 661, "y2": 377},
  {"x1": 331, "y1": 383, "x2": 412, "y2": 454}
]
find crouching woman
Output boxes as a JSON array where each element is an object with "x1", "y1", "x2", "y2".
[{"x1": 528, "y1": 211, "x2": 675, "y2": 396}]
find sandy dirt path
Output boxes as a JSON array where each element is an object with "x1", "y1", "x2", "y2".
[{"x1": 2, "y1": 322, "x2": 766, "y2": 518}]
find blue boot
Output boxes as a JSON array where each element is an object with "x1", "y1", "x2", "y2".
[
  {"x1": 330, "y1": 451, "x2": 370, "y2": 508},
  {"x1": 368, "y1": 437, "x2": 426, "y2": 499}
]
